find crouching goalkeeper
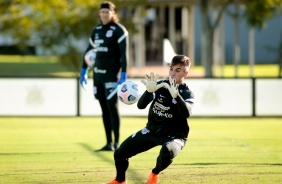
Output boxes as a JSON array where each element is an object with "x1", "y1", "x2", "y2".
[{"x1": 103, "y1": 55, "x2": 195, "y2": 184}]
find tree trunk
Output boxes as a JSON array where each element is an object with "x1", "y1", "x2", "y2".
[
  {"x1": 200, "y1": 0, "x2": 213, "y2": 77},
  {"x1": 234, "y1": 2, "x2": 240, "y2": 78}
]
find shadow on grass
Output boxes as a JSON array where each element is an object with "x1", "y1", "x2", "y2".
[
  {"x1": 77, "y1": 142, "x2": 145, "y2": 182},
  {"x1": 175, "y1": 162, "x2": 282, "y2": 166},
  {"x1": 77, "y1": 142, "x2": 114, "y2": 163}
]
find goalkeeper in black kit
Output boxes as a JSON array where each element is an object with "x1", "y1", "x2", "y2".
[
  {"x1": 104, "y1": 55, "x2": 195, "y2": 184},
  {"x1": 79, "y1": 1, "x2": 129, "y2": 151}
]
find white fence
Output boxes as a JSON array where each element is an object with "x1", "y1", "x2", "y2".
[{"x1": 0, "y1": 78, "x2": 281, "y2": 116}]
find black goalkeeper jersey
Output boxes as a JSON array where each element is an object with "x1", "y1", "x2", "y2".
[
  {"x1": 138, "y1": 80, "x2": 194, "y2": 139},
  {"x1": 82, "y1": 21, "x2": 128, "y2": 77}
]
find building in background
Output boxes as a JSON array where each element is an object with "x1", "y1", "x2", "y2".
[{"x1": 0, "y1": 2, "x2": 281, "y2": 67}]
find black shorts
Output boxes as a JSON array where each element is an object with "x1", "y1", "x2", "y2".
[
  {"x1": 93, "y1": 74, "x2": 117, "y2": 101},
  {"x1": 117, "y1": 127, "x2": 186, "y2": 159}
]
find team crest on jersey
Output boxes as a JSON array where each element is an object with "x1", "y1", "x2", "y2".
[{"x1": 106, "y1": 30, "x2": 113, "y2": 37}]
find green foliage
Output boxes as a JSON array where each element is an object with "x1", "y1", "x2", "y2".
[
  {"x1": 0, "y1": 1, "x2": 98, "y2": 46},
  {"x1": 0, "y1": 0, "x2": 101, "y2": 72},
  {"x1": 0, "y1": 117, "x2": 281, "y2": 183},
  {"x1": 0, "y1": 0, "x2": 144, "y2": 72},
  {"x1": 0, "y1": 0, "x2": 281, "y2": 75},
  {"x1": 242, "y1": 0, "x2": 282, "y2": 27}
]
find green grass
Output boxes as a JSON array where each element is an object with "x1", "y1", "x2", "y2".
[
  {"x1": 0, "y1": 55, "x2": 76, "y2": 77},
  {"x1": 0, "y1": 117, "x2": 281, "y2": 183},
  {"x1": 0, "y1": 55, "x2": 281, "y2": 78},
  {"x1": 213, "y1": 64, "x2": 281, "y2": 78}
]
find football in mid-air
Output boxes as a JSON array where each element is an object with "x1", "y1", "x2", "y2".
[
  {"x1": 118, "y1": 81, "x2": 140, "y2": 105},
  {"x1": 84, "y1": 49, "x2": 96, "y2": 67}
]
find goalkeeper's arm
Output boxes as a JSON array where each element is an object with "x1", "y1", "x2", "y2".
[
  {"x1": 137, "y1": 91, "x2": 154, "y2": 109},
  {"x1": 175, "y1": 95, "x2": 194, "y2": 118}
]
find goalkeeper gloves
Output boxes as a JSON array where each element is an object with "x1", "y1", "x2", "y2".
[
  {"x1": 80, "y1": 68, "x2": 88, "y2": 90},
  {"x1": 163, "y1": 77, "x2": 179, "y2": 98},
  {"x1": 141, "y1": 72, "x2": 166, "y2": 93},
  {"x1": 118, "y1": 72, "x2": 127, "y2": 85}
]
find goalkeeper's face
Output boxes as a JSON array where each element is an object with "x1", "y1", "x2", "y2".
[
  {"x1": 169, "y1": 64, "x2": 188, "y2": 84},
  {"x1": 99, "y1": 8, "x2": 114, "y2": 25}
]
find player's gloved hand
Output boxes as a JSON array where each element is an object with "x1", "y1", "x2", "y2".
[
  {"x1": 80, "y1": 68, "x2": 88, "y2": 90},
  {"x1": 141, "y1": 72, "x2": 166, "y2": 93},
  {"x1": 163, "y1": 77, "x2": 179, "y2": 98},
  {"x1": 118, "y1": 72, "x2": 127, "y2": 85}
]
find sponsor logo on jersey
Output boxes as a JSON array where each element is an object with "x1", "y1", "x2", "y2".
[
  {"x1": 94, "y1": 67, "x2": 106, "y2": 74},
  {"x1": 94, "y1": 39, "x2": 109, "y2": 52},
  {"x1": 152, "y1": 102, "x2": 172, "y2": 118},
  {"x1": 96, "y1": 47, "x2": 108, "y2": 52},
  {"x1": 94, "y1": 39, "x2": 104, "y2": 47}
]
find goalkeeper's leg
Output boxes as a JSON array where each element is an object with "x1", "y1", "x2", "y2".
[
  {"x1": 113, "y1": 128, "x2": 159, "y2": 182},
  {"x1": 152, "y1": 139, "x2": 186, "y2": 174}
]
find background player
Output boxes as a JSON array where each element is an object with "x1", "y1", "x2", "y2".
[{"x1": 79, "y1": 1, "x2": 129, "y2": 151}]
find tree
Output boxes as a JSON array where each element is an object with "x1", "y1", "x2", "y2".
[
  {"x1": 226, "y1": 0, "x2": 244, "y2": 78},
  {"x1": 243, "y1": 0, "x2": 282, "y2": 28},
  {"x1": 0, "y1": 0, "x2": 144, "y2": 75},
  {"x1": 1, "y1": 0, "x2": 281, "y2": 77},
  {"x1": 0, "y1": 0, "x2": 102, "y2": 73},
  {"x1": 198, "y1": 0, "x2": 282, "y2": 77},
  {"x1": 198, "y1": 0, "x2": 231, "y2": 77}
]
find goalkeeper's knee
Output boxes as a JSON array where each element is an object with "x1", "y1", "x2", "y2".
[{"x1": 164, "y1": 139, "x2": 185, "y2": 159}]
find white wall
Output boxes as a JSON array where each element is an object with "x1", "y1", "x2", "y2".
[
  {"x1": 0, "y1": 78, "x2": 281, "y2": 116},
  {"x1": 188, "y1": 79, "x2": 252, "y2": 116},
  {"x1": 0, "y1": 78, "x2": 77, "y2": 116},
  {"x1": 256, "y1": 79, "x2": 282, "y2": 116}
]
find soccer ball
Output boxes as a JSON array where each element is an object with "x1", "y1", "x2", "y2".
[
  {"x1": 118, "y1": 81, "x2": 140, "y2": 105},
  {"x1": 84, "y1": 49, "x2": 96, "y2": 67}
]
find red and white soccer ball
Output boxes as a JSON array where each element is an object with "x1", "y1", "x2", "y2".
[
  {"x1": 84, "y1": 49, "x2": 96, "y2": 67},
  {"x1": 118, "y1": 81, "x2": 140, "y2": 105}
]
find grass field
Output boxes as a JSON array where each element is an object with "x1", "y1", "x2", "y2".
[
  {"x1": 0, "y1": 117, "x2": 281, "y2": 184},
  {"x1": 0, "y1": 56, "x2": 76, "y2": 77},
  {"x1": 0, "y1": 55, "x2": 281, "y2": 78}
]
